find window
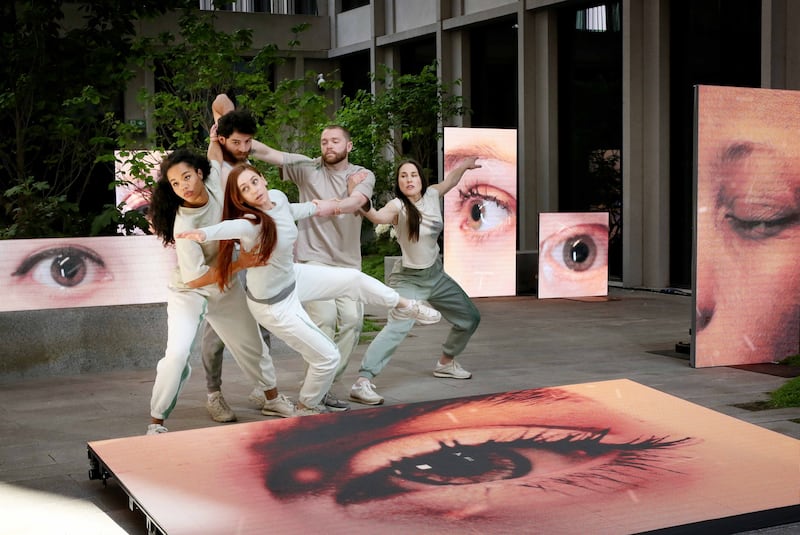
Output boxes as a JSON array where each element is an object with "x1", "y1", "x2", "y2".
[{"x1": 575, "y1": 3, "x2": 621, "y2": 32}]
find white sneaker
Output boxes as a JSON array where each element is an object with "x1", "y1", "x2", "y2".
[
  {"x1": 390, "y1": 299, "x2": 441, "y2": 325},
  {"x1": 146, "y1": 423, "x2": 168, "y2": 435},
  {"x1": 350, "y1": 381, "x2": 384, "y2": 405},
  {"x1": 206, "y1": 391, "x2": 237, "y2": 422},
  {"x1": 261, "y1": 393, "x2": 296, "y2": 418},
  {"x1": 433, "y1": 360, "x2": 472, "y2": 379},
  {"x1": 248, "y1": 387, "x2": 266, "y2": 409}
]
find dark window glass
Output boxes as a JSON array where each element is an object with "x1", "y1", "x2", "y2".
[
  {"x1": 341, "y1": 0, "x2": 369, "y2": 13},
  {"x1": 558, "y1": 2, "x2": 623, "y2": 279},
  {"x1": 669, "y1": 0, "x2": 760, "y2": 287}
]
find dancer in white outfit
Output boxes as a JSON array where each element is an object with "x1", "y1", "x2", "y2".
[
  {"x1": 146, "y1": 138, "x2": 295, "y2": 435},
  {"x1": 177, "y1": 163, "x2": 441, "y2": 414}
]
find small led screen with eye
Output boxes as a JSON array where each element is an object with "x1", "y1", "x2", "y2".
[{"x1": 538, "y1": 212, "x2": 609, "y2": 299}]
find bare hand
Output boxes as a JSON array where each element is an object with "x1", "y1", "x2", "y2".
[
  {"x1": 176, "y1": 230, "x2": 207, "y2": 242},
  {"x1": 212, "y1": 94, "x2": 235, "y2": 118},
  {"x1": 462, "y1": 156, "x2": 481, "y2": 171},
  {"x1": 237, "y1": 248, "x2": 262, "y2": 269},
  {"x1": 313, "y1": 198, "x2": 340, "y2": 217},
  {"x1": 347, "y1": 170, "x2": 368, "y2": 195}
]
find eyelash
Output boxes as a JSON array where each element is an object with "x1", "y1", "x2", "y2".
[
  {"x1": 332, "y1": 428, "x2": 692, "y2": 506},
  {"x1": 12, "y1": 246, "x2": 109, "y2": 289},
  {"x1": 723, "y1": 212, "x2": 800, "y2": 240},
  {"x1": 455, "y1": 185, "x2": 516, "y2": 241},
  {"x1": 540, "y1": 223, "x2": 608, "y2": 280}
]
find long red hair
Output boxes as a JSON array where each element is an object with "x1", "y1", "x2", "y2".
[{"x1": 215, "y1": 164, "x2": 278, "y2": 291}]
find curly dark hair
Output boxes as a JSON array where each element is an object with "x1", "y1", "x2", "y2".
[
  {"x1": 150, "y1": 149, "x2": 211, "y2": 246},
  {"x1": 394, "y1": 159, "x2": 428, "y2": 242},
  {"x1": 217, "y1": 109, "x2": 257, "y2": 137},
  {"x1": 213, "y1": 164, "x2": 278, "y2": 291}
]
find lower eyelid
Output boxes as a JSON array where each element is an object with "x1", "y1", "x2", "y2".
[
  {"x1": 337, "y1": 427, "x2": 690, "y2": 505},
  {"x1": 12, "y1": 245, "x2": 110, "y2": 290},
  {"x1": 541, "y1": 224, "x2": 608, "y2": 266}
]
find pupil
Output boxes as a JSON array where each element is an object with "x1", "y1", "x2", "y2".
[
  {"x1": 570, "y1": 240, "x2": 589, "y2": 263},
  {"x1": 51, "y1": 254, "x2": 87, "y2": 287},
  {"x1": 562, "y1": 234, "x2": 596, "y2": 272},
  {"x1": 470, "y1": 203, "x2": 483, "y2": 222}
]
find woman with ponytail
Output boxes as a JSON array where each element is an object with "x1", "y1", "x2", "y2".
[{"x1": 349, "y1": 158, "x2": 483, "y2": 406}]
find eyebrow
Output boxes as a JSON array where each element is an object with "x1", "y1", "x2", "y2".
[
  {"x1": 12, "y1": 245, "x2": 106, "y2": 276},
  {"x1": 719, "y1": 141, "x2": 756, "y2": 164}
]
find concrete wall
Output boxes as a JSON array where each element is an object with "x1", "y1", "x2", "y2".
[{"x1": 0, "y1": 305, "x2": 168, "y2": 382}]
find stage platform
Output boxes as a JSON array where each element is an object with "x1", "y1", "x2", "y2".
[{"x1": 88, "y1": 379, "x2": 800, "y2": 535}]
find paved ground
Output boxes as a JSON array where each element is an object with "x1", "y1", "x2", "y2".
[{"x1": 1, "y1": 287, "x2": 798, "y2": 534}]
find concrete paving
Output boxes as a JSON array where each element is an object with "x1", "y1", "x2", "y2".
[{"x1": 0, "y1": 287, "x2": 798, "y2": 534}]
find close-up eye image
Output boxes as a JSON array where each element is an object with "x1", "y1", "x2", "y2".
[
  {"x1": 86, "y1": 379, "x2": 800, "y2": 535},
  {"x1": 1, "y1": 236, "x2": 176, "y2": 312},
  {"x1": 12, "y1": 244, "x2": 111, "y2": 289},
  {"x1": 693, "y1": 84, "x2": 800, "y2": 366},
  {"x1": 443, "y1": 127, "x2": 518, "y2": 298},
  {"x1": 537, "y1": 212, "x2": 609, "y2": 298}
]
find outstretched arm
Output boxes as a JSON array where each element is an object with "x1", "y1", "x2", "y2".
[
  {"x1": 176, "y1": 225, "x2": 261, "y2": 289},
  {"x1": 431, "y1": 156, "x2": 481, "y2": 196},
  {"x1": 360, "y1": 201, "x2": 400, "y2": 225},
  {"x1": 249, "y1": 139, "x2": 288, "y2": 167},
  {"x1": 176, "y1": 229, "x2": 207, "y2": 242},
  {"x1": 180, "y1": 256, "x2": 254, "y2": 289}
]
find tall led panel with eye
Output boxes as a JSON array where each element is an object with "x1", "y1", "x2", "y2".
[{"x1": 443, "y1": 127, "x2": 518, "y2": 298}]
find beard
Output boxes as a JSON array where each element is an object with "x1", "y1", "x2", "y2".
[
  {"x1": 221, "y1": 143, "x2": 248, "y2": 163},
  {"x1": 322, "y1": 149, "x2": 347, "y2": 165}
]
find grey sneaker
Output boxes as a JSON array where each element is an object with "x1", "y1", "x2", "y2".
[
  {"x1": 206, "y1": 391, "x2": 237, "y2": 422},
  {"x1": 248, "y1": 387, "x2": 266, "y2": 409},
  {"x1": 146, "y1": 423, "x2": 168, "y2": 435},
  {"x1": 390, "y1": 299, "x2": 441, "y2": 325},
  {"x1": 349, "y1": 381, "x2": 384, "y2": 405},
  {"x1": 433, "y1": 360, "x2": 472, "y2": 379},
  {"x1": 323, "y1": 391, "x2": 351, "y2": 412},
  {"x1": 261, "y1": 393, "x2": 296, "y2": 418},
  {"x1": 295, "y1": 404, "x2": 329, "y2": 417}
]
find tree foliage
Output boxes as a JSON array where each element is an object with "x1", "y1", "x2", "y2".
[
  {"x1": 336, "y1": 63, "x2": 467, "y2": 198},
  {"x1": 2, "y1": 3, "x2": 467, "y2": 238},
  {"x1": 0, "y1": 0, "x2": 190, "y2": 238}
]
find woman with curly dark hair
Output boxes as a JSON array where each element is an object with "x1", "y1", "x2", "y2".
[{"x1": 145, "y1": 130, "x2": 295, "y2": 436}]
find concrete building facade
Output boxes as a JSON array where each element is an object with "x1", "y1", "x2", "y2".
[{"x1": 123, "y1": 0, "x2": 800, "y2": 289}]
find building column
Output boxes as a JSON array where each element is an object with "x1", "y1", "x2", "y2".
[
  {"x1": 622, "y1": 0, "x2": 670, "y2": 288},
  {"x1": 517, "y1": 7, "x2": 558, "y2": 251},
  {"x1": 762, "y1": 0, "x2": 800, "y2": 90}
]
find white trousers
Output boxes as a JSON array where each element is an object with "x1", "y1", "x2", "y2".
[
  {"x1": 302, "y1": 261, "x2": 364, "y2": 382},
  {"x1": 150, "y1": 281, "x2": 275, "y2": 420},
  {"x1": 247, "y1": 263, "x2": 399, "y2": 407}
]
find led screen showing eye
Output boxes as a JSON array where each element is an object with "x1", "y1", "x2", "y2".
[
  {"x1": 693, "y1": 84, "x2": 800, "y2": 367},
  {"x1": 0, "y1": 235, "x2": 176, "y2": 312},
  {"x1": 537, "y1": 212, "x2": 609, "y2": 299},
  {"x1": 443, "y1": 127, "x2": 518, "y2": 298}
]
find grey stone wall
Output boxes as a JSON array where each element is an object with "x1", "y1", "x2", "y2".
[{"x1": 0, "y1": 304, "x2": 168, "y2": 383}]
